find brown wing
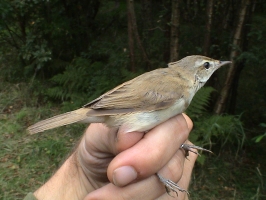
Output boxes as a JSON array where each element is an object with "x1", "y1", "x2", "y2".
[{"x1": 83, "y1": 68, "x2": 185, "y2": 115}]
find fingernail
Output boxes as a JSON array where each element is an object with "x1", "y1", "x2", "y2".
[{"x1": 113, "y1": 166, "x2": 137, "y2": 187}]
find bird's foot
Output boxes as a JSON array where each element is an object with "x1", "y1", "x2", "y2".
[
  {"x1": 156, "y1": 144, "x2": 212, "y2": 197},
  {"x1": 181, "y1": 143, "x2": 213, "y2": 157},
  {"x1": 156, "y1": 173, "x2": 189, "y2": 197}
]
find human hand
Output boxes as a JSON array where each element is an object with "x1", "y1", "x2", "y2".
[
  {"x1": 33, "y1": 114, "x2": 197, "y2": 200},
  {"x1": 78, "y1": 113, "x2": 197, "y2": 199}
]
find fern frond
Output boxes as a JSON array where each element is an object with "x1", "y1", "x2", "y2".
[
  {"x1": 187, "y1": 86, "x2": 215, "y2": 116},
  {"x1": 185, "y1": 86, "x2": 245, "y2": 161}
]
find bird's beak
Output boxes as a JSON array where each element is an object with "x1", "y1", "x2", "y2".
[{"x1": 217, "y1": 61, "x2": 232, "y2": 68}]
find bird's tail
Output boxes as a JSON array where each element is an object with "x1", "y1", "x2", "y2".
[{"x1": 27, "y1": 108, "x2": 90, "y2": 134}]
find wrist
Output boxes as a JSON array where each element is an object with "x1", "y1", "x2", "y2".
[{"x1": 34, "y1": 153, "x2": 91, "y2": 200}]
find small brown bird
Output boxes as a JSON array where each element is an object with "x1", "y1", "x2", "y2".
[{"x1": 28, "y1": 55, "x2": 231, "y2": 195}]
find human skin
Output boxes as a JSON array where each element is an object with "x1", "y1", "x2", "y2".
[{"x1": 34, "y1": 114, "x2": 197, "y2": 200}]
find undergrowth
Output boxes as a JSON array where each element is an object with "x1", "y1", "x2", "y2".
[{"x1": 0, "y1": 82, "x2": 85, "y2": 200}]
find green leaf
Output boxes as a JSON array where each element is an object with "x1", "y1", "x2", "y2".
[{"x1": 253, "y1": 133, "x2": 266, "y2": 143}]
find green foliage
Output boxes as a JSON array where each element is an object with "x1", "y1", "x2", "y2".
[
  {"x1": 189, "y1": 153, "x2": 266, "y2": 199},
  {"x1": 47, "y1": 58, "x2": 94, "y2": 101},
  {"x1": 46, "y1": 54, "x2": 136, "y2": 110},
  {"x1": 253, "y1": 123, "x2": 266, "y2": 143},
  {"x1": 235, "y1": 14, "x2": 266, "y2": 127},
  {"x1": 0, "y1": 81, "x2": 82, "y2": 199},
  {"x1": 187, "y1": 87, "x2": 215, "y2": 117},
  {"x1": 239, "y1": 14, "x2": 266, "y2": 66},
  {"x1": 187, "y1": 87, "x2": 245, "y2": 158},
  {"x1": 21, "y1": 35, "x2": 52, "y2": 74}
]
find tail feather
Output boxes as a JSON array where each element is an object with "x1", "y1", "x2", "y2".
[{"x1": 27, "y1": 108, "x2": 89, "y2": 134}]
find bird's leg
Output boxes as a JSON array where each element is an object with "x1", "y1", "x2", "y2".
[
  {"x1": 181, "y1": 143, "x2": 213, "y2": 157},
  {"x1": 157, "y1": 144, "x2": 212, "y2": 197},
  {"x1": 156, "y1": 173, "x2": 189, "y2": 197}
]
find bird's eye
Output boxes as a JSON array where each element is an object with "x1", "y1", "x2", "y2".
[{"x1": 204, "y1": 62, "x2": 210, "y2": 69}]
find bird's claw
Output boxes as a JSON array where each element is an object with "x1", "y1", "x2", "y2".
[{"x1": 156, "y1": 173, "x2": 189, "y2": 197}]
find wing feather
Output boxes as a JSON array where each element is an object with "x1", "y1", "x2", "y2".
[{"x1": 84, "y1": 68, "x2": 185, "y2": 116}]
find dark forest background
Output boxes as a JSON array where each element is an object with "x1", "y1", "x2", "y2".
[{"x1": 0, "y1": 0, "x2": 266, "y2": 199}]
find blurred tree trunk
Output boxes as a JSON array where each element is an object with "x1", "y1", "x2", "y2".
[
  {"x1": 170, "y1": 0, "x2": 180, "y2": 62},
  {"x1": 223, "y1": 0, "x2": 233, "y2": 29},
  {"x1": 228, "y1": 61, "x2": 244, "y2": 114},
  {"x1": 163, "y1": 1, "x2": 171, "y2": 63},
  {"x1": 214, "y1": 0, "x2": 251, "y2": 114},
  {"x1": 203, "y1": 0, "x2": 213, "y2": 56},
  {"x1": 127, "y1": 0, "x2": 150, "y2": 71},
  {"x1": 228, "y1": 0, "x2": 255, "y2": 114},
  {"x1": 141, "y1": 0, "x2": 152, "y2": 70},
  {"x1": 141, "y1": 0, "x2": 152, "y2": 29},
  {"x1": 127, "y1": 0, "x2": 135, "y2": 71}
]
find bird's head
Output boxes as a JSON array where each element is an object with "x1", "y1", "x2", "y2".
[{"x1": 169, "y1": 55, "x2": 231, "y2": 87}]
